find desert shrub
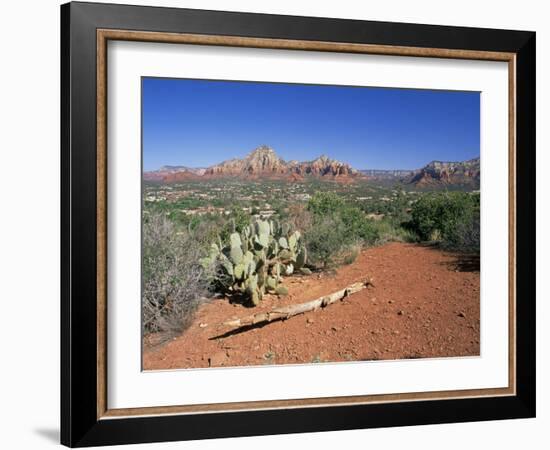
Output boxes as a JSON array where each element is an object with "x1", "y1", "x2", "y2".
[
  {"x1": 142, "y1": 212, "x2": 214, "y2": 340},
  {"x1": 307, "y1": 191, "x2": 346, "y2": 216},
  {"x1": 361, "y1": 187, "x2": 410, "y2": 223},
  {"x1": 409, "y1": 192, "x2": 480, "y2": 253},
  {"x1": 339, "y1": 206, "x2": 380, "y2": 245},
  {"x1": 307, "y1": 192, "x2": 380, "y2": 246},
  {"x1": 443, "y1": 210, "x2": 480, "y2": 253},
  {"x1": 341, "y1": 242, "x2": 362, "y2": 265},
  {"x1": 189, "y1": 218, "x2": 226, "y2": 248},
  {"x1": 303, "y1": 192, "x2": 384, "y2": 268},
  {"x1": 372, "y1": 219, "x2": 419, "y2": 244},
  {"x1": 285, "y1": 203, "x2": 314, "y2": 235},
  {"x1": 305, "y1": 216, "x2": 360, "y2": 269}
]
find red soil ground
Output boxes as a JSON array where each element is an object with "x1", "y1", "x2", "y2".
[{"x1": 143, "y1": 242, "x2": 480, "y2": 370}]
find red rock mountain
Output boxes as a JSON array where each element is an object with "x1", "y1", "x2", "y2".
[
  {"x1": 204, "y1": 146, "x2": 288, "y2": 177},
  {"x1": 144, "y1": 145, "x2": 479, "y2": 187},
  {"x1": 405, "y1": 158, "x2": 480, "y2": 187},
  {"x1": 143, "y1": 165, "x2": 205, "y2": 182},
  {"x1": 147, "y1": 146, "x2": 357, "y2": 182}
]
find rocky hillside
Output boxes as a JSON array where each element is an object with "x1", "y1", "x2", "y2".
[
  {"x1": 360, "y1": 158, "x2": 480, "y2": 188},
  {"x1": 143, "y1": 165, "x2": 206, "y2": 182},
  {"x1": 405, "y1": 158, "x2": 480, "y2": 187},
  {"x1": 144, "y1": 145, "x2": 479, "y2": 187},
  {"x1": 204, "y1": 146, "x2": 287, "y2": 177},
  {"x1": 147, "y1": 146, "x2": 357, "y2": 182},
  {"x1": 289, "y1": 154, "x2": 355, "y2": 177}
]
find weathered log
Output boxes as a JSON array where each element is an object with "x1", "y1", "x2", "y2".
[{"x1": 222, "y1": 279, "x2": 371, "y2": 329}]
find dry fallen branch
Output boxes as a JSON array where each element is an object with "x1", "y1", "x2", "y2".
[{"x1": 222, "y1": 279, "x2": 373, "y2": 329}]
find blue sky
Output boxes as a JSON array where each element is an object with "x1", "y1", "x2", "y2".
[{"x1": 142, "y1": 77, "x2": 479, "y2": 171}]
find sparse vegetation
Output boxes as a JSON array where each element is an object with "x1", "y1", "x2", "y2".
[
  {"x1": 371, "y1": 220, "x2": 418, "y2": 245},
  {"x1": 142, "y1": 212, "x2": 213, "y2": 341},
  {"x1": 200, "y1": 219, "x2": 308, "y2": 306},
  {"x1": 304, "y1": 192, "x2": 384, "y2": 268},
  {"x1": 142, "y1": 176, "x2": 480, "y2": 341},
  {"x1": 408, "y1": 192, "x2": 480, "y2": 253},
  {"x1": 305, "y1": 216, "x2": 349, "y2": 268}
]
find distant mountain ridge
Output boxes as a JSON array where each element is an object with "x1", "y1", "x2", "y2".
[
  {"x1": 145, "y1": 145, "x2": 357, "y2": 182},
  {"x1": 159, "y1": 165, "x2": 206, "y2": 174},
  {"x1": 360, "y1": 158, "x2": 479, "y2": 187},
  {"x1": 144, "y1": 165, "x2": 206, "y2": 181},
  {"x1": 360, "y1": 169, "x2": 415, "y2": 178},
  {"x1": 144, "y1": 145, "x2": 479, "y2": 187},
  {"x1": 404, "y1": 157, "x2": 480, "y2": 187}
]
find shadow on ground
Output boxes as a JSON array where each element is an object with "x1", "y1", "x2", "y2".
[
  {"x1": 34, "y1": 428, "x2": 59, "y2": 444},
  {"x1": 415, "y1": 242, "x2": 480, "y2": 272},
  {"x1": 447, "y1": 254, "x2": 480, "y2": 272},
  {"x1": 209, "y1": 320, "x2": 272, "y2": 340}
]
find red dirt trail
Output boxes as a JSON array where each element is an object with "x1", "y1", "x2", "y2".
[{"x1": 143, "y1": 242, "x2": 480, "y2": 370}]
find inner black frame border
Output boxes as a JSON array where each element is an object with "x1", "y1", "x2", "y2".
[{"x1": 61, "y1": 2, "x2": 535, "y2": 447}]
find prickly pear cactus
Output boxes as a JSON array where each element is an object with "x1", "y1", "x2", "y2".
[{"x1": 200, "y1": 219, "x2": 308, "y2": 305}]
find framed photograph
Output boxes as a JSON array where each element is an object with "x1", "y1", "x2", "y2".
[{"x1": 61, "y1": 1, "x2": 536, "y2": 447}]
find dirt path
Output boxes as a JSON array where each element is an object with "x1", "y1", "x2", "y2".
[{"x1": 143, "y1": 242, "x2": 480, "y2": 370}]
